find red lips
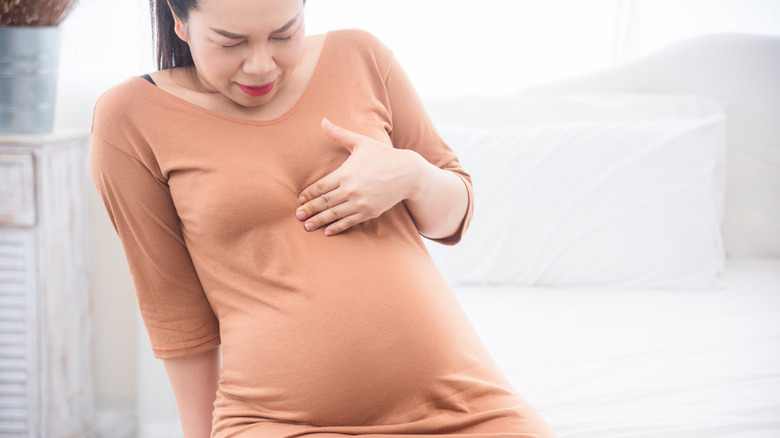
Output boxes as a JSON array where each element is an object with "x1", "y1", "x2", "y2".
[{"x1": 237, "y1": 82, "x2": 274, "y2": 97}]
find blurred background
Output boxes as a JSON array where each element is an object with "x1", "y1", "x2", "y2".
[{"x1": 45, "y1": 0, "x2": 779, "y2": 436}]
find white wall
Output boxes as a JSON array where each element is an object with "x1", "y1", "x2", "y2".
[
  {"x1": 58, "y1": 0, "x2": 780, "y2": 435},
  {"x1": 622, "y1": 0, "x2": 780, "y2": 61},
  {"x1": 303, "y1": 0, "x2": 620, "y2": 97}
]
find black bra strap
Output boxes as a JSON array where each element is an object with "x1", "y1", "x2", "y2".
[{"x1": 140, "y1": 73, "x2": 157, "y2": 86}]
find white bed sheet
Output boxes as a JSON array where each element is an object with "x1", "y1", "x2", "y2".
[{"x1": 452, "y1": 258, "x2": 780, "y2": 437}]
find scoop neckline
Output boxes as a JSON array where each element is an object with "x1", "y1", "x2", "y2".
[{"x1": 135, "y1": 31, "x2": 332, "y2": 126}]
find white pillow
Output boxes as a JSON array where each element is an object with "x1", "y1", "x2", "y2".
[
  {"x1": 430, "y1": 115, "x2": 728, "y2": 289},
  {"x1": 426, "y1": 92, "x2": 729, "y2": 127}
]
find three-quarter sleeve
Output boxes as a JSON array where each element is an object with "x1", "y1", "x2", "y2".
[
  {"x1": 383, "y1": 55, "x2": 475, "y2": 245},
  {"x1": 90, "y1": 133, "x2": 221, "y2": 359}
]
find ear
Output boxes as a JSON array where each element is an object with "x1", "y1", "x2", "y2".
[{"x1": 168, "y1": 1, "x2": 189, "y2": 43}]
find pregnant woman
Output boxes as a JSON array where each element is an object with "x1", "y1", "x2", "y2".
[{"x1": 90, "y1": 0, "x2": 556, "y2": 436}]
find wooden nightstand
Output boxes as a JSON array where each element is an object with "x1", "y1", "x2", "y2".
[{"x1": 0, "y1": 131, "x2": 93, "y2": 437}]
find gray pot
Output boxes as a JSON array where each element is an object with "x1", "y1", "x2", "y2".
[{"x1": 0, "y1": 26, "x2": 61, "y2": 134}]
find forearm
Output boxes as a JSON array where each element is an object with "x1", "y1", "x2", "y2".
[
  {"x1": 162, "y1": 346, "x2": 221, "y2": 438},
  {"x1": 405, "y1": 152, "x2": 469, "y2": 240}
]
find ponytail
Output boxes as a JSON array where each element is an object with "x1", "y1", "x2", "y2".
[{"x1": 149, "y1": 0, "x2": 197, "y2": 70}]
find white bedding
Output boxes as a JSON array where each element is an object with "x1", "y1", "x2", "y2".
[{"x1": 453, "y1": 258, "x2": 780, "y2": 437}]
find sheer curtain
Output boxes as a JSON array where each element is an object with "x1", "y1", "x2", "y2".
[{"x1": 70, "y1": 1, "x2": 780, "y2": 436}]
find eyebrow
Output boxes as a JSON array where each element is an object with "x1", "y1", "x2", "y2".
[{"x1": 210, "y1": 13, "x2": 301, "y2": 39}]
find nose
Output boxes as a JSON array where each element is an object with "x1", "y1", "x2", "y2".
[{"x1": 243, "y1": 44, "x2": 276, "y2": 76}]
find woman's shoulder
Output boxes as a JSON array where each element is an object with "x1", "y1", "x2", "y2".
[
  {"x1": 330, "y1": 29, "x2": 392, "y2": 54},
  {"x1": 91, "y1": 76, "x2": 161, "y2": 155},
  {"x1": 92, "y1": 77, "x2": 153, "y2": 128},
  {"x1": 327, "y1": 28, "x2": 395, "y2": 70},
  {"x1": 95, "y1": 76, "x2": 148, "y2": 108},
  {"x1": 328, "y1": 28, "x2": 380, "y2": 43}
]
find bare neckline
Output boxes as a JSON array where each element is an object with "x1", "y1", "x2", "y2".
[{"x1": 136, "y1": 31, "x2": 332, "y2": 126}]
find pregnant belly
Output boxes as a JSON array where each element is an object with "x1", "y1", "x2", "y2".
[{"x1": 216, "y1": 261, "x2": 495, "y2": 426}]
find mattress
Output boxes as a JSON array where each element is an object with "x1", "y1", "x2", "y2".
[{"x1": 452, "y1": 258, "x2": 780, "y2": 437}]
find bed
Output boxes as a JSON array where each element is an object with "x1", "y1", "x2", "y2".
[{"x1": 423, "y1": 33, "x2": 780, "y2": 437}]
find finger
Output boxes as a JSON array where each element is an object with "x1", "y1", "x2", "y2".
[
  {"x1": 303, "y1": 203, "x2": 346, "y2": 232},
  {"x1": 295, "y1": 189, "x2": 348, "y2": 221},
  {"x1": 321, "y1": 118, "x2": 364, "y2": 153},
  {"x1": 298, "y1": 173, "x2": 340, "y2": 205},
  {"x1": 323, "y1": 213, "x2": 363, "y2": 237}
]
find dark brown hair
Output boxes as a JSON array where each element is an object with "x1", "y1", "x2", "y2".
[
  {"x1": 149, "y1": 0, "x2": 306, "y2": 71},
  {"x1": 150, "y1": 0, "x2": 196, "y2": 70}
]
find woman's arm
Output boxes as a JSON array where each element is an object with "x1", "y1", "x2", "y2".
[
  {"x1": 162, "y1": 347, "x2": 221, "y2": 438},
  {"x1": 403, "y1": 153, "x2": 469, "y2": 240},
  {"x1": 295, "y1": 119, "x2": 468, "y2": 240}
]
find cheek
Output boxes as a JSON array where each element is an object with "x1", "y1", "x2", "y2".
[
  {"x1": 277, "y1": 39, "x2": 306, "y2": 70},
  {"x1": 194, "y1": 45, "x2": 242, "y2": 74}
]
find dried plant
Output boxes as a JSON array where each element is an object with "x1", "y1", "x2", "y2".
[{"x1": 0, "y1": 0, "x2": 78, "y2": 26}]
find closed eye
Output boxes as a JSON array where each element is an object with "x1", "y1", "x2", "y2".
[{"x1": 220, "y1": 41, "x2": 244, "y2": 49}]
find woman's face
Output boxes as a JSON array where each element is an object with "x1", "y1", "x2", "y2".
[{"x1": 172, "y1": 0, "x2": 306, "y2": 108}]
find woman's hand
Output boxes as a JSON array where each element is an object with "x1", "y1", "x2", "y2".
[{"x1": 295, "y1": 118, "x2": 426, "y2": 236}]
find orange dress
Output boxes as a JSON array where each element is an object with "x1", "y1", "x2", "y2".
[{"x1": 90, "y1": 29, "x2": 555, "y2": 438}]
